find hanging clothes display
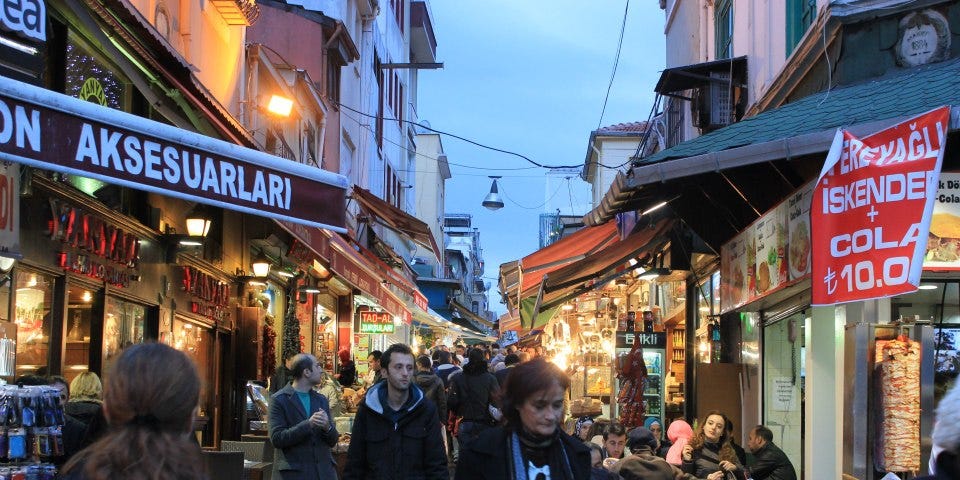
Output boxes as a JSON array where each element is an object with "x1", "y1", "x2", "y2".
[{"x1": 616, "y1": 337, "x2": 648, "y2": 429}]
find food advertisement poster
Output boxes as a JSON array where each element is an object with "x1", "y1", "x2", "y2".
[
  {"x1": 787, "y1": 182, "x2": 813, "y2": 280},
  {"x1": 720, "y1": 224, "x2": 754, "y2": 313},
  {"x1": 755, "y1": 204, "x2": 788, "y2": 296},
  {"x1": 811, "y1": 106, "x2": 948, "y2": 305},
  {"x1": 924, "y1": 172, "x2": 960, "y2": 270}
]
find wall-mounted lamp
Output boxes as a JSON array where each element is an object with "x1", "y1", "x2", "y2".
[
  {"x1": 251, "y1": 252, "x2": 271, "y2": 277},
  {"x1": 0, "y1": 256, "x2": 15, "y2": 273},
  {"x1": 482, "y1": 176, "x2": 504, "y2": 211},
  {"x1": 266, "y1": 94, "x2": 294, "y2": 117},
  {"x1": 185, "y1": 204, "x2": 213, "y2": 238}
]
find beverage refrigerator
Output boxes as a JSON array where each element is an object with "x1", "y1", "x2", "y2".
[{"x1": 613, "y1": 331, "x2": 667, "y2": 426}]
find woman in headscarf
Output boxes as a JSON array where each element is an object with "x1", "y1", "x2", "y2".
[
  {"x1": 454, "y1": 359, "x2": 591, "y2": 480},
  {"x1": 574, "y1": 416, "x2": 596, "y2": 442},
  {"x1": 644, "y1": 417, "x2": 671, "y2": 458},
  {"x1": 336, "y1": 349, "x2": 357, "y2": 387},
  {"x1": 666, "y1": 419, "x2": 694, "y2": 466}
]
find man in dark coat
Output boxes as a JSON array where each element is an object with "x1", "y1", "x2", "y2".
[
  {"x1": 269, "y1": 353, "x2": 340, "y2": 480},
  {"x1": 493, "y1": 353, "x2": 520, "y2": 387},
  {"x1": 747, "y1": 425, "x2": 797, "y2": 480},
  {"x1": 344, "y1": 343, "x2": 448, "y2": 479},
  {"x1": 613, "y1": 427, "x2": 689, "y2": 480},
  {"x1": 414, "y1": 354, "x2": 447, "y2": 422}
]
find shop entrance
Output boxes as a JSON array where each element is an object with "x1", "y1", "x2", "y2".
[{"x1": 762, "y1": 312, "x2": 805, "y2": 480}]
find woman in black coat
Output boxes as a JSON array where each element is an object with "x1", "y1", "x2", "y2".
[
  {"x1": 454, "y1": 359, "x2": 591, "y2": 480},
  {"x1": 681, "y1": 411, "x2": 746, "y2": 480}
]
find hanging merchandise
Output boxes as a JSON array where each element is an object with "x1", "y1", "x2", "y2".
[
  {"x1": 875, "y1": 336, "x2": 921, "y2": 473},
  {"x1": 0, "y1": 385, "x2": 63, "y2": 478},
  {"x1": 616, "y1": 337, "x2": 648, "y2": 429},
  {"x1": 0, "y1": 337, "x2": 14, "y2": 377}
]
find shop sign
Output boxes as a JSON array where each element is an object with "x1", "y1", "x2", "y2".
[
  {"x1": 49, "y1": 199, "x2": 141, "y2": 287},
  {"x1": 615, "y1": 331, "x2": 666, "y2": 349},
  {"x1": 0, "y1": 162, "x2": 19, "y2": 259},
  {"x1": 358, "y1": 311, "x2": 394, "y2": 334},
  {"x1": 0, "y1": 0, "x2": 45, "y2": 42},
  {"x1": 811, "y1": 106, "x2": 949, "y2": 305},
  {"x1": 180, "y1": 266, "x2": 230, "y2": 321},
  {"x1": 924, "y1": 172, "x2": 960, "y2": 270},
  {"x1": 0, "y1": 77, "x2": 347, "y2": 231},
  {"x1": 413, "y1": 290, "x2": 428, "y2": 312}
]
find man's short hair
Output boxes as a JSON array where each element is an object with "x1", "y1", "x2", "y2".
[
  {"x1": 381, "y1": 344, "x2": 413, "y2": 370},
  {"x1": 368, "y1": 350, "x2": 383, "y2": 361},
  {"x1": 753, "y1": 425, "x2": 773, "y2": 443},
  {"x1": 416, "y1": 354, "x2": 432, "y2": 369},
  {"x1": 491, "y1": 343, "x2": 500, "y2": 349},
  {"x1": 517, "y1": 352, "x2": 531, "y2": 363},
  {"x1": 934, "y1": 382, "x2": 960, "y2": 450},
  {"x1": 604, "y1": 422, "x2": 627, "y2": 439},
  {"x1": 504, "y1": 353, "x2": 521, "y2": 366},
  {"x1": 287, "y1": 353, "x2": 315, "y2": 379},
  {"x1": 437, "y1": 350, "x2": 452, "y2": 365}
]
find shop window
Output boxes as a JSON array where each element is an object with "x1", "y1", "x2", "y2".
[
  {"x1": 786, "y1": 0, "x2": 816, "y2": 57},
  {"x1": 715, "y1": 0, "x2": 733, "y2": 60},
  {"x1": 102, "y1": 296, "x2": 145, "y2": 376},
  {"x1": 315, "y1": 293, "x2": 338, "y2": 372},
  {"x1": 762, "y1": 313, "x2": 805, "y2": 478},
  {"x1": 13, "y1": 270, "x2": 54, "y2": 378},
  {"x1": 64, "y1": 286, "x2": 98, "y2": 383}
]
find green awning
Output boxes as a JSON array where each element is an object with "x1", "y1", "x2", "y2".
[{"x1": 520, "y1": 296, "x2": 559, "y2": 331}]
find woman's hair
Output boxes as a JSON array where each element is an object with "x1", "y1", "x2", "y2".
[
  {"x1": 689, "y1": 411, "x2": 738, "y2": 463},
  {"x1": 70, "y1": 371, "x2": 103, "y2": 401},
  {"x1": 463, "y1": 348, "x2": 488, "y2": 375},
  {"x1": 62, "y1": 343, "x2": 204, "y2": 480},
  {"x1": 501, "y1": 359, "x2": 570, "y2": 431}
]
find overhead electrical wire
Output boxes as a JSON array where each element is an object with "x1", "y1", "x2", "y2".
[
  {"x1": 336, "y1": 101, "x2": 625, "y2": 170},
  {"x1": 597, "y1": 0, "x2": 631, "y2": 130}
]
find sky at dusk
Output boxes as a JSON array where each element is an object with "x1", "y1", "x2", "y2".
[{"x1": 417, "y1": 1, "x2": 667, "y2": 315}]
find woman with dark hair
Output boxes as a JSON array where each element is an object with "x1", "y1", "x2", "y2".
[
  {"x1": 61, "y1": 343, "x2": 204, "y2": 480},
  {"x1": 681, "y1": 411, "x2": 746, "y2": 480},
  {"x1": 454, "y1": 359, "x2": 591, "y2": 480},
  {"x1": 448, "y1": 347, "x2": 500, "y2": 453}
]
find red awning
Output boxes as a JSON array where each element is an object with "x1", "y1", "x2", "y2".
[
  {"x1": 537, "y1": 219, "x2": 674, "y2": 312},
  {"x1": 352, "y1": 186, "x2": 443, "y2": 262},
  {"x1": 519, "y1": 221, "x2": 619, "y2": 294}
]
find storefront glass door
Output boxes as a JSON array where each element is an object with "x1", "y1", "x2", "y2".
[
  {"x1": 763, "y1": 313, "x2": 805, "y2": 479},
  {"x1": 102, "y1": 296, "x2": 145, "y2": 375},
  {"x1": 64, "y1": 286, "x2": 97, "y2": 383}
]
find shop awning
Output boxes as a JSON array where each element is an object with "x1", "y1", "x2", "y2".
[
  {"x1": 500, "y1": 221, "x2": 619, "y2": 310},
  {"x1": 583, "y1": 56, "x2": 960, "y2": 251},
  {"x1": 326, "y1": 232, "x2": 411, "y2": 322},
  {"x1": 352, "y1": 186, "x2": 442, "y2": 262},
  {"x1": 450, "y1": 299, "x2": 494, "y2": 328},
  {"x1": 520, "y1": 219, "x2": 674, "y2": 328}
]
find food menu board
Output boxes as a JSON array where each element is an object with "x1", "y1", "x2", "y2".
[
  {"x1": 721, "y1": 182, "x2": 814, "y2": 314},
  {"x1": 925, "y1": 172, "x2": 960, "y2": 271},
  {"x1": 720, "y1": 226, "x2": 751, "y2": 312},
  {"x1": 754, "y1": 206, "x2": 787, "y2": 296},
  {"x1": 787, "y1": 183, "x2": 813, "y2": 280}
]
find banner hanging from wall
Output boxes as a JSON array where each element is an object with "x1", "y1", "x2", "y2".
[{"x1": 811, "y1": 106, "x2": 950, "y2": 305}]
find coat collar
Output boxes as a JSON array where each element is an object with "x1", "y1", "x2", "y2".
[{"x1": 278, "y1": 385, "x2": 316, "y2": 419}]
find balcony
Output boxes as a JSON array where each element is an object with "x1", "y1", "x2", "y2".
[
  {"x1": 210, "y1": 0, "x2": 260, "y2": 26},
  {"x1": 410, "y1": 1, "x2": 437, "y2": 63}
]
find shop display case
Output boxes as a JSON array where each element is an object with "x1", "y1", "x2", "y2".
[{"x1": 642, "y1": 350, "x2": 664, "y2": 423}]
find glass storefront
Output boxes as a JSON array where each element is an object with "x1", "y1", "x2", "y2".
[
  {"x1": 64, "y1": 286, "x2": 96, "y2": 383},
  {"x1": 315, "y1": 293, "x2": 338, "y2": 372},
  {"x1": 14, "y1": 270, "x2": 54, "y2": 378},
  {"x1": 102, "y1": 296, "x2": 146, "y2": 376},
  {"x1": 762, "y1": 312, "x2": 805, "y2": 479}
]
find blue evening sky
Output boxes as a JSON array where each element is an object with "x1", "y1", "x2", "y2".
[{"x1": 417, "y1": 1, "x2": 667, "y2": 316}]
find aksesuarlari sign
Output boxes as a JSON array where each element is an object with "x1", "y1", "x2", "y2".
[{"x1": 0, "y1": 76, "x2": 348, "y2": 232}]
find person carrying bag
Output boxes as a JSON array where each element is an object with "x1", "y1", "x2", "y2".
[{"x1": 448, "y1": 348, "x2": 500, "y2": 454}]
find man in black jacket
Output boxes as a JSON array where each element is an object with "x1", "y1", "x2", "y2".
[
  {"x1": 268, "y1": 353, "x2": 339, "y2": 480},
  {"x1": 747, "y1": 425, "x2": 797, "y2": 480},
  {"x1": 344, "y1": 343, "x2": 448, "y2": 479}
]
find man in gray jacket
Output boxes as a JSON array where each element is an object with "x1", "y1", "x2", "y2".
[{"x1": 269, "y1": 353, "x2": 340, "y2": 480}]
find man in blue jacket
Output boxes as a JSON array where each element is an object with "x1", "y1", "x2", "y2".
[
  {"x1": 269, "y1": 353, "x2": 340, "y2": 480},
  {"x1": 344, "y1": 343, "x2": 448, "y2": 479}
]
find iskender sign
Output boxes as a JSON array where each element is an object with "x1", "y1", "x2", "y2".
[{"x1": 0, "y1": 76, "x2": 348, "y2": 231}]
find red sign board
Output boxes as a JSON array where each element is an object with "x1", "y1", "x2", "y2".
[
  {"x1": 811, "y1": 107, "x2": 949, "y2": 305},
  {"x1": 413, "y1": 290, "x2": 429, "y2": 312}
]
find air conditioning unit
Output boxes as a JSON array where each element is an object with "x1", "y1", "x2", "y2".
[{"x1": 692, "y1": 71, "x2": 733, "y2": 132}]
